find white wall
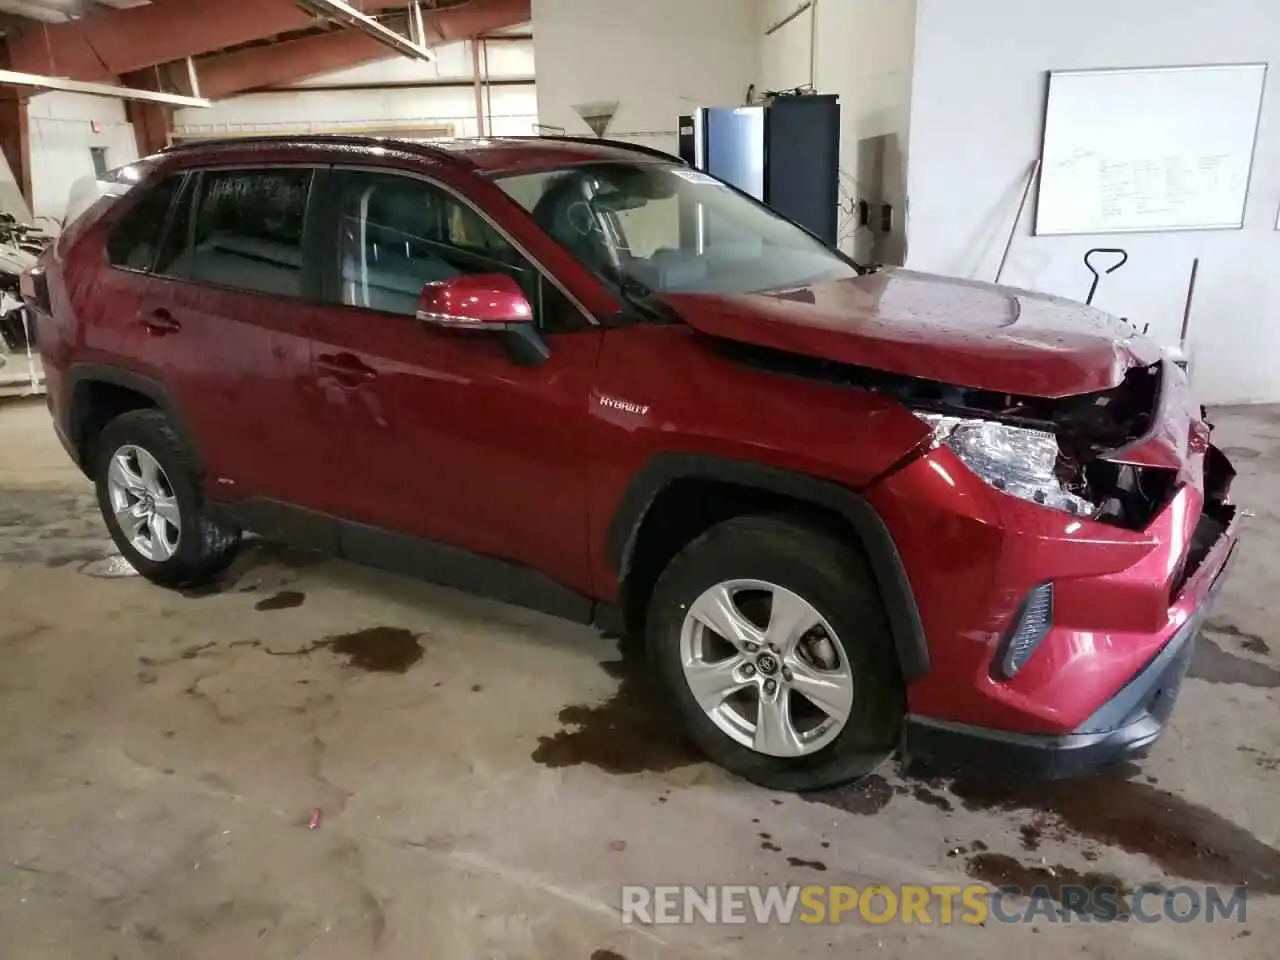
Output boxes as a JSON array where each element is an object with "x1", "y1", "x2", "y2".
[
  {"x1": 27, "y1": 92, "x2": 139, "y2": 223},
  {"x1": 758, "y1": 0, "x2": 916, "y2": 261},
  {"x1": 173, "y1": 37, "x2": 538, "y2": 139},
  {"x1": 907, "y1": 0, "x2": 1280, "y2": 404},
  {"x1": 530, "y1": 0, "x2": 759, "y2": 155}
]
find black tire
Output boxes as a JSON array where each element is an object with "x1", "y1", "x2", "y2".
[
  {"x1": 646, "y1": 515, "x2": 905, "y2": 791},
  {"x1": 92, "y1": 409, "x2": 241, "y2": 587}
]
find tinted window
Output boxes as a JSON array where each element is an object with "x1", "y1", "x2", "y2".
[
  {"x1": 333, "y1": 170, "x2": 586, "y2": 332},
  {"x1": 106, "y1": 175, "x2": 182, "y2": 271},
  {"x1": 162, "y1": 168, "x2": 312, "y2": 298}
]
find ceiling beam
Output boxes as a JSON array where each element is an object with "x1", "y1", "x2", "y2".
[
  {"x1": 4, "y1": 0, "x2": 405, "y2": 82},
  {"x1": 0, "y1": 67, "x2": 210, "y2": 106},
  {"x1": 137, "y1": 0, "x2": 531, "y2": 102},
  {"x1": 186, "y1": 27, "x2": 388, "y2": 101},
  {"x1": 297, "y1": 0, "x2": 434, "y2": 62},
  {"x1": 4, "y1": 0, "x2": 528, "y2": 87}
]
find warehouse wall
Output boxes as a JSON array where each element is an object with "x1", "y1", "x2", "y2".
[
  {"x1": 27, "y1": 92, "x2": 138, "y2": 224},
  {"x1": 758, "y1": 0, "x2": 916, "y2": 261},
  {"x1": 907, "y1": 0, "x2": 1280, "y2": 404},
  {"x1": 173, "y1": 36, "x2": 537, "y2": 139},
  {"x1": 530, "y1": 0, "x2": 759, "y2": 155}
]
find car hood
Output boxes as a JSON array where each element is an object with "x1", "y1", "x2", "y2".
[{"x1": 659, "y1": 268, "x2": 1164, "y2": 399}]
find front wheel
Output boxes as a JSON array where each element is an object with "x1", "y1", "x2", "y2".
[{"x1": 647, "y1": 516, "x2": 905, "y2": 791}]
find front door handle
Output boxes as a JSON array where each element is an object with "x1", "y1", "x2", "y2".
[
  {"x1": 316, "y1": 352, "x2": 377, "y2": 385},
  {"x1": 141, "y1": 307, "x2": 181, "y2": 335}
]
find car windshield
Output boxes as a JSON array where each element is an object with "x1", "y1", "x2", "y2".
[{"x1": 494, "y1": 161, "x2": 858, "y2": 296}]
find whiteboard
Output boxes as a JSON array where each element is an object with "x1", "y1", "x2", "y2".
[{"x1": 1035, "y1": 64, "x2": 1267, "y2": 236}]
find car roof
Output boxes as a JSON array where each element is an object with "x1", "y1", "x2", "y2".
[{"x1": 160, "y1": 134, "x2": 683, "y2": 176}]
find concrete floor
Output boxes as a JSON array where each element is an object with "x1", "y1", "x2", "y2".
[{"x1": 0, "y1": 397, "x2": 1277, "y2": 960}]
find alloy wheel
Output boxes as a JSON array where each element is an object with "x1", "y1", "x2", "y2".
[
  {"x1": 106, "y1": 444, "x2": 182, "y2": 562},
  {"x1": 678, "y1": 579, "x2": 855, "y2": 758}
]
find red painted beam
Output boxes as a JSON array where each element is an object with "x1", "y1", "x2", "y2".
[
  {"x1": 5, "y1": 0, "x2": 528, "y2": 85},
  {"x1": 178, "y1": 0, "x2": 532, "y2": 101},
  {"x1": 194, "y1": 28, "x2": 387, "y2": 101},
  {"x1": 0, "y1": 90, "x2": 31, "y2": 210},
  {"x1": 4, "y1": 0, "x2": 406, "y2": 82},
  {"x1": 425, "y1": 0, "x2": 531, "y2": 44}
]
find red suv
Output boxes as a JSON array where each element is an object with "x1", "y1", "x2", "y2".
[{"x1": 27, "y1": 135, "x2": 1239, "y2": 790}]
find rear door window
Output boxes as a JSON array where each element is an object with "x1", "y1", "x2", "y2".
[
  {"x1": 159, "y1": 168, "x2": 314, "y2": 298},
  {"x1": 105, "y1": 175, "x2": 183, "y2": 272}
]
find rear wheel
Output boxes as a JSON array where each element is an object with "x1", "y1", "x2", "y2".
[
  {"x1": 647, "y1": 516, "x2": 905, "y2": 791},
  {"x1": 93, "y1": 410, "x2": 241, "y2": 586}
]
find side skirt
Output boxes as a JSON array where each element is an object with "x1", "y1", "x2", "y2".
[{"x1": 213, "y1": 499, "x2": 621, "y2": 631}]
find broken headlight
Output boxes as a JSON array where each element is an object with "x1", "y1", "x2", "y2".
[{"x1": 917, "y1": 414, "x2": 1096, "y2": 518}]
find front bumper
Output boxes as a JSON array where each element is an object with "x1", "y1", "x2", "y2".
[{"x1": 900, "y1": 539, "x2": 1236, "y2": 778}]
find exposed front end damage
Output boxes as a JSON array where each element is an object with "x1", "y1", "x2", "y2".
[
  {"x1": 718, "y1": 338, "x2": 1234, "y2": 535},
  {"x1": 718, "y1": 335, "x2": 1240, "y2": 772}
]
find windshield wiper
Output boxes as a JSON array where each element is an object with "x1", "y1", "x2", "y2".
[{"x1": 605, "y1": 268, "x2": 682, "y2": 324}]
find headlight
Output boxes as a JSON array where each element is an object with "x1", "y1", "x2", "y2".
[{"x1": 917, "y1": 413, "x2": 1096, "y2": 517}]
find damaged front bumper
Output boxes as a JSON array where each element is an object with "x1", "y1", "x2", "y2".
[{"x1": 900, "y1": 529, "x2": 1237, "y2": 778}]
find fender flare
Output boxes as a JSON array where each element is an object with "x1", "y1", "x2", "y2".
[
  {"x1": 66, "y1": 363, "x2": 204, "y2": 476},
  {"x1": 606, "y1": 454, "x2": 930, "y2": 682}
]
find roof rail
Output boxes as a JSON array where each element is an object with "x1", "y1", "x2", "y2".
[
  {"x1": 161, "y1": 133, "x2": 473, "y2": 167},
  {"x1": 506, "y1": 134, "x2": 688, "y2": 165}
]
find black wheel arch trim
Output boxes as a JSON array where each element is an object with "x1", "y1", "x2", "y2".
[
  {"x1": 606, "y1": 454, "x2": 930, "y2": 682},
  {"x1": 65, "y1": 363, "x2": 204, "y2": 475}
]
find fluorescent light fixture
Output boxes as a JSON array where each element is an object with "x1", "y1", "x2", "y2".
[
  {"x1": 0, "y1": 69, "x2": 212, "y2": 108},
  {"x1": 297, "y1": 0, "x2": 436, "y2": 61}
]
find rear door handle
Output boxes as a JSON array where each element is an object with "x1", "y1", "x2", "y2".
[
  {"x1": 316, "y1": 352, "x2": 377, "y2": 384},
  {"x1": 140, "y1": 308, "x2": 181, "y2": 335}
]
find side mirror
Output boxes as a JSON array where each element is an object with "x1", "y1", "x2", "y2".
[
  {"x1": 416, "y1": 272, "x2": 533, "y2": 328},
  {"x1": 416, "y1": 273, "x2": 548, "y2": 366}
]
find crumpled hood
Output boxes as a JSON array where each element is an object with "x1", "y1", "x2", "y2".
[{"x1": 660, "y1": 268, "x2": 1164, "y2": 399}]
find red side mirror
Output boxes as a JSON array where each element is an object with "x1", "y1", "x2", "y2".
[{"x1": 416, "y1": 273, "x2": 533, "y2": 329}]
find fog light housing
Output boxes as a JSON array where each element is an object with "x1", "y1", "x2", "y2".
[{"x1": 995, "y1": 583, "x2": 1053, "y2": 679}]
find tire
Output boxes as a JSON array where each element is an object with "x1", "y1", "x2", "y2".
[
  {"x1": 92, "y1": 409, "x2": 241, "y2": 587},
  {"x1": 646, "y1": 515, "x2": 905, "y2": 791}
]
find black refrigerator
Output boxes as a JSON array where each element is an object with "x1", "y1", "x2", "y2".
[{"x1": 679, "y1": 94, "x2": 840, "y2": 245}]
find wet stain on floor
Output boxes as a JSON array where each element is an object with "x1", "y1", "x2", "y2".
[
  {"x1": 1019, "y1": 823, "x2": 1042, "y2": 851},
  {"x1": 324, "y1": 627, "x2": 422, "y2": 673},
  {"x1": 910, "y1": 782, "x2": 954, "y2": 813},
  {"x1": 965, "y1": 853, "x2": 1132, "y2": 919},
  {"x1": 1189, "y1": 636, "x2": 1280, "y2": 688},
  {"x1": 256, "y1": 627, "x2": 424, "y2": 673},
  {"x1": 1238, "y1": 746, "x2": 1280, "y2": 772},
  {"x1": 531, "y1": 651, "x2": 700, "y2": 775},
  {"x1": 254, "y1": 590, "x2": 306, "y2": 612},
  {"x1": 802, "y1": 773, "x2": 896, "y2": 815},
  {"x1": 785, "y1": 855, "x2": 827, "y2": 872},
  {"x1": 1205, "y1": 619, "x2": 1272, "y2": 656},
  {"x1": 948, "y1": 772, "x2": 1280, "y2": 894},
  {"x1": 590, "y1": 951, "x2": 628, "y2": 960},
  {"x1": 179, "y1": 540, "x2": 325, "y2": 598},
  {"x1": 1220, "y1": 446, "x2": 1260, "y2": 461}
]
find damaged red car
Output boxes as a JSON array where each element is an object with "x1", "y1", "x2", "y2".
[{"x1": 26, "y1": 135, "x2": 1239, "y2": 790}]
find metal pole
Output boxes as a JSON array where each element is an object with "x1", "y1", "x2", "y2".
[
  {"x1": 483, "y1": 38, "x2": 493, "y2": 133},
  {"x1": 185, "y1": 57, "x2": 201, "y2": 99},
  {"x1": 472, "y1": 39, "x2": 485, "y2": 136},
  {"x1": 994, "y1": 158, "x2": 1040, "y2": 284}
]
